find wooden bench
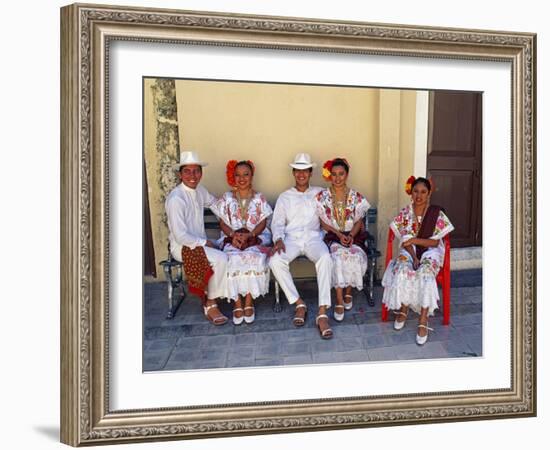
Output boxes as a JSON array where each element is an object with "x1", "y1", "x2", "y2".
[{"x1": 159, "y1": 208, "x2": 381, "y2": 319}]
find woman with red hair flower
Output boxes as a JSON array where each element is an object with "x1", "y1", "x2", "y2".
[
  {"x1": 315, "y1": 157, "x2": 371, "y2": 323},
  {"x1": 382, "y1": 176, "x2": 454, "y2": 345},
  {"x1": 210, "y1": 160, "x2": 273, "y2": 325}
]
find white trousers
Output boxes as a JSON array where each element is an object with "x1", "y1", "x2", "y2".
[
  {"x1": 173, "y1": 245, "x2": 228, "y2": 300},
  {"x1": 268, "y1": 238, "x2": 332, "y2": 307},
  {"x1": 204, "y1": 246, "x2": 229, "y2": 300}
]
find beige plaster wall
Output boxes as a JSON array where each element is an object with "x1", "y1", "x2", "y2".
[{"x1": 174, "y1": 79, "x2": 379, "y2": 204}]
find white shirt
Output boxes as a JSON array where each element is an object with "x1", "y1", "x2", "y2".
[
  {"x1": 271, "y1": 186, "x2": 324, "y2": 244},
  {"x1": 165, "y1": 183, "x2": 216, "y2": 257}
]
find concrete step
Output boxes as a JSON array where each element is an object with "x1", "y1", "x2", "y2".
[{"x1": 451, "y1": 246, "x2": 481, "y2": 270}]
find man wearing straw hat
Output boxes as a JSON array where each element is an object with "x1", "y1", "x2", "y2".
[
  {"x1": 165, "y1": 151, "x2": 229, "y2": 325},
  {"x1": 268, "y1": 153, "x2": 334, "y2": 339}
]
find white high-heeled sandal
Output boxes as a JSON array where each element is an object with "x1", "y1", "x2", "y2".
[
  {"x1": 203, "y1": 303, "x2": 228, "y2": 326},
  {"x1": 244, "y1": 306, "x2": 255, "y2": 324},
  {"x1": 393, "y1": 311, "x2": 408, "y2": 330},
  {"x1": 343, "y1": 294, "x2": 353, "y2": 311},
  {"x1": 293, "y1": 303, "x2": 307, "y2": 327},
  {"x1": 232, "y1": 307, "x2": 244, "y2": 325},
  {"x1": 316, "y1": 314, "x2": 333, "y2": 340},
  {"x1": 333, "y1": 304, "x2": 345, "y2": 322},
  {"x1": 416, "y1": 323, "x2": 434, "y2": 345}
]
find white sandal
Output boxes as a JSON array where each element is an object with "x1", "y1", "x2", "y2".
[
  {"x1": 416, "y1": 323, "x2": 434, "y2": 345},
  {"x1": 232, "y1": 307, "x2": 244, "y2": 325},
  {"x1": 203, "y1": 303, "x2": 228, "y2": 326},
  {"x1": 293, "y1": 303, "x2": 307, "y2": 327},
  {"x1": 333, "y1": 303, "x2": 345, "y2": 322},
  {"x1": 393, "y1": 311, "x2": 408, "y2": 330},
  {"x1": 344, "y1": 294, "x2": 353, "y2": 311},
  {"x1": 244, "y1": 306, "x2": 255, "y2": 324},
  {"x1": 316, "y1": 314, "x2": 333, "y2": 340}
]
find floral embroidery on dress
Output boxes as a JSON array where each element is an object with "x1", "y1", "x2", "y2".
[
  {"x1": 211, "y1": 191, "x2": 272, "y2": 235},
  {"x1": 390, "y1": 204, "x2": 453, "y2": 245},
  {"x1": 315, "y1": 189, "x2": 370, "y2": 232}
]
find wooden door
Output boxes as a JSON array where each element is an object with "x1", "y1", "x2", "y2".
[{"x1": 427, "y1": 91, "x2": 482, "y2": 248}]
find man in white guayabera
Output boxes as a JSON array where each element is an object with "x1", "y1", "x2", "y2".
[
  {"x1": 165, "y1": 151, "x2": 228, "y2": 326},
  {"x1": 269, "y1": 153, "x2": 334, "y2": 339}
]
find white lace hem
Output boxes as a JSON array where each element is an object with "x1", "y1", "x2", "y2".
[
  {"x1": 381, "y1": 261, "x2": 440, "y2": 316},
  {"x1": 222, "y1": 248, "x2": 270, "y2": 301},
  {"x1": 330, "y1": 245, "x2": 368, "y2": 289},
  {"x1": 226, "y1": 269, "x2": 270, "y2": 301}
]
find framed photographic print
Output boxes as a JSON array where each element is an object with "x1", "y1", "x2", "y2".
[{"x1": 60, "y1": 3, "x2": 536, "y2": 446}]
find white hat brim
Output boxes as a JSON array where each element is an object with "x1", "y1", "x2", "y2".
[
  {"x1": 173, "y1": 162, "x2": 209, "y2": 170},
  {"x1": 289, "y1": 162, "x2": 316, "y2": 169}
]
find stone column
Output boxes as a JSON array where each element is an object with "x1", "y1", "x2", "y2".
[{"x1": 144, "y1": 79, "x2": 180, "y2": 281}]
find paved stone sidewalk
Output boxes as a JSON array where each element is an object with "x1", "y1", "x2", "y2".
[{"x1": 143, "y1": 269, "x2": 482, "y2": 371}]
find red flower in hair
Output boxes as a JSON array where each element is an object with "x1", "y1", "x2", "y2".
[
  {"x1": 405, "y1": 175, "x2": 416, "y2": 195},
  {"x1": 322, "y1": 160, "x2": 333, "y2": 181},
  {"x1": 226, "y1": 160, "x2": 238, "y2": 187}
]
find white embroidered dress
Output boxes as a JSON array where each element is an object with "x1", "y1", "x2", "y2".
[
  {"x1": 315, "y1": 189, "x2": 370, "y2": 289},
  {"x1": 210, "y1": 191, "x2": 273, "y2": 301},
  {"x1": 381, "y1": 204, "x2": 454, "y2": 315}
]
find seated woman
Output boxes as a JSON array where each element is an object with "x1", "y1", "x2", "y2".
[
  {"x1": 315, "y1": 158, "x2": 370, "y2": 324},
  {"x1": 210, "y1": 160, "x2": 272, "y2": 325},
  {"x1": 382, "y1": 176, "x2": 454, "y2": 345}
]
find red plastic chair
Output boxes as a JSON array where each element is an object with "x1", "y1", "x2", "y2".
[{"x1": 381, "y1": 230, "x2": 451, "y2": 325}]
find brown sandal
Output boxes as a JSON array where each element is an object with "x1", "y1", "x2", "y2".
[
  {"x1": 203, "y1": 303, "x2": 228, "y2": 326},
  {"x1": 316, "y1": 314, "x2": 333, "y2": 340}
]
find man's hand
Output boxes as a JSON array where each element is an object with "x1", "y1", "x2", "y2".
[
  {"x1": 205, "y1": 240, "x2": 215, "y2": 248},
  {"x1": 271, "y1": 238, "x2": 286, "y2": 255}
]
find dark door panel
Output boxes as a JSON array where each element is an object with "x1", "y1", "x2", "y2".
[{"x1": 428, "y1": 91, "x2": 482, "y2": 248}]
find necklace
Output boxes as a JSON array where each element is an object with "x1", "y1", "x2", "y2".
[
  {"x1": 413, "y1": 203, "x2": 428, "y2": 235},
  {"x1": 235, "y1": 190, "x2": 253, "y2": 223},
  {"x1": 330, "y1": 186, "x2": 349, "y2": 232}
]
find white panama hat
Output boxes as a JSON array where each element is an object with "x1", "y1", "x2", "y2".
[
  {"x1": 173, "y1": 151, "x2": 209, "y2": 170},
  {"x1": 289, "y1": 153, "x2": 317, "y2": 169}
]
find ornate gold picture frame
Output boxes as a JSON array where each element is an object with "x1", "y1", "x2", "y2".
[{"x1": 60, "y1": 3, "x2": 536, "y2": 446}]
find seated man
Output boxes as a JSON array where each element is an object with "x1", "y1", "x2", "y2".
[
  {"x1": 269, "y1": 153, "x2": 334, "y2": 339},
  {"x1": 165, "y1": 151, "x2": 228, "y2": 325}
]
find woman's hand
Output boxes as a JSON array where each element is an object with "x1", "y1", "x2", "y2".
[
  {"x1": 231, "y1": 230, "x2": 249, "y2": 249},
  {"x1": 231, "y1": 235, "x2": 242, "y2": 249},
  {"x1": 339, "y1": 233, "x2": 352, "y2": 247},
  {"x1": 402, "y1": 237, "x2": 416, "y2": 248}
]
